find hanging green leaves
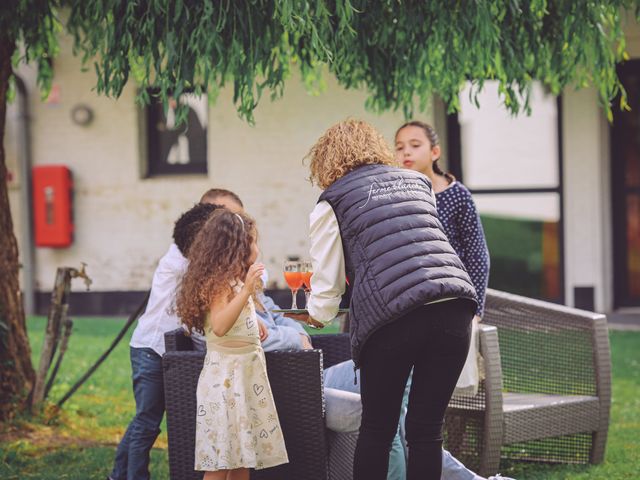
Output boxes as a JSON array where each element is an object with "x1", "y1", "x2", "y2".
[{"x1": 5, "y1": 0, "x2": 640, "y2": 122}]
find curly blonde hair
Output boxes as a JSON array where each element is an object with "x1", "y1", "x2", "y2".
[
  {"x1": 176, "y1": 209, "x2": 262, "y2": 335},
  {"x1": 307, "y1": 119, "x2": 396, "y2": 189}
]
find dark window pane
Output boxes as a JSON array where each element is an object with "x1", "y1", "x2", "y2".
[
  {"x1": 612, "y1": 61, "x2": 640, "y2": 307},
  {"x1": 618, "y1": 72, "x2": 640, "y2": 188},
  {"x1": 626, "y1": 195, "x2": 640, "y2": 298}
]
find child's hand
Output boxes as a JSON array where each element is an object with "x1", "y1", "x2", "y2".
[
  {"x1": 258, "y1": 318, "x2": 269, "y2": 342},
  {"x1": 243, "y1": 263, "x2": 265, "y2": 292},
  {"x1": 300, "y1": 333, "x2": 313, "y2": 350}
]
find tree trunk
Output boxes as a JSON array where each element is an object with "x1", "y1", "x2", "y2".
[{"x1": 0, "y1": 33, "x2": 35, "y2": 421}]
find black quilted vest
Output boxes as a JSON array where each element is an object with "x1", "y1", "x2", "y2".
[{"x1": 318, "y1": 164, "x2": 478, "y2": 366}]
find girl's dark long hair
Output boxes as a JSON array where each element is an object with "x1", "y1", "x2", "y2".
[{"x1": 396, "y1": 120, "x2": 455, "y2": 183}]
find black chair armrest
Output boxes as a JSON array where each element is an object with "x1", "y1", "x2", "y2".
[
  {"x1": 163, "y1": 350, "x2": 205, "y2": 480},
  {"x1": 164, "y1": 328, "x2": 195, "y2": 352},
  {"x1": 311, "y1": 333, "x2": 351, "y2": 369},
  {"x1": 255, "y1": 350, "x2": 328, "y2": 479}
]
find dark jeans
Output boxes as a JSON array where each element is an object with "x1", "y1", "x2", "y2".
[
  {"x1": 110, "y1": 347, "x2": 165, "y2": 480},
  {"x1": 353, "y1": 299, "x2": 474, "y2": 480}
]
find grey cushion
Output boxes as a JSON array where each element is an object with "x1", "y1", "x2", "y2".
[{"x1": 325, "y1": 387, "x2": 362, "y2": 433}]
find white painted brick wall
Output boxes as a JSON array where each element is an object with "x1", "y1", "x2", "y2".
[{"x1": 9, "y1": 34, "x2": 421, "y2": 293}]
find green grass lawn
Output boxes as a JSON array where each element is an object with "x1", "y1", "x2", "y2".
[{"x1": 0, "y1": 317, "x2": 637, "y2": 479}]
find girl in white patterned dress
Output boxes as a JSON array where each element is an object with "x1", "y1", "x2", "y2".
[{"x1": 176, "y1": 209, "x2": 288, "y2": 480}]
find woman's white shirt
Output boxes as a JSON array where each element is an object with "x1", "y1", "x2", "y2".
[{"x1": 307, "y1": 201, "x2": 346, "y2": 323}]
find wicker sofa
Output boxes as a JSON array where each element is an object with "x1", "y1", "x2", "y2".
[
  {"x1": 445, "y1": 289, "x2": 612, "y2": 475},
  {"x1": 320, "y1": 324, "x2": 502, "y2": 480},
  {"x1": 314, "y1": 290, "x2": 612, "y2": 478}
]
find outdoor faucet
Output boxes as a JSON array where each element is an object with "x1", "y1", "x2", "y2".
[{"x1": 70, "y1": 262, "x2": 92, "y2": 291}]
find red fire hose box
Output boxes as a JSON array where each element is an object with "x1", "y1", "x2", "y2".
[{"x1": 33, "y1": 165, "x2": 74, "y2": 247}]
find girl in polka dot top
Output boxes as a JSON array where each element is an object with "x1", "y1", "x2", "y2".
[{"x1": 395, "y1": 121, "x2": 490, "y2": 319}]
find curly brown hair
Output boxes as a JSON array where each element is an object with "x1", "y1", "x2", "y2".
[
  {"x1": 176, "y1": 209, "x2": 261, "y2": 334},
  {"x1": 307, "y1": 119, "x2": 397, "y2": 189}
]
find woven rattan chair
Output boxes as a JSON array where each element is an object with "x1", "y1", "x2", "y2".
[
  {"x1": 319, "y1": 291, "x2": 611, "y2": 479},
  {"x1": 312, "y1": 334, "x2": 357, "y2": 480},
  {"x1": 162, "y1": 329, "x2": 352, "y2": 480},
  {"x1": 318, "y1": 324, "x2": 503, "y2": 480},
  {"x1": 446, "y1": 288, "x2": 612, "y2": 476}
]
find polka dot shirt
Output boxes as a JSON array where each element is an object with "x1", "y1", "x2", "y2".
[{"x1": 436, "y1": 181, "x2": 490, "y2": 317}]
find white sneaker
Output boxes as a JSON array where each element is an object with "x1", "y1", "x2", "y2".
[{"x1": 488, "y1": 475, "x2": 516, "y2": 480}]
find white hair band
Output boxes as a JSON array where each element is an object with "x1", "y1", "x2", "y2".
[{"x1": 234, "y1": 213, "x2": 245, "y2": 230}]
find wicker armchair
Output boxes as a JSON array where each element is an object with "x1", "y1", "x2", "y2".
[
  {"x1": 311, "y1": 334, "x2": 357, "y2": 480},
  {"x1": 318, "y1": 325, "x2": 504, "y2": 480},
  {"x1": 316, "y1": 291, "x2": 611, "y2": 479},
  {"x1": 162, "y1": 329, "x2": 352, "y2": 480},
  {"x1": 446, "y1": 288, "x2": 612, "y2": 476}
]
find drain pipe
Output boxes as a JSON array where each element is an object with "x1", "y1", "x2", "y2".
[{"x1": 15, "y1": 76, "x2": 35, "y2": 315}]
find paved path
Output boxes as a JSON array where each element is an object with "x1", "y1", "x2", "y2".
[{"x1": 607, "y1": 311, "x2": 640, "y2": 331}]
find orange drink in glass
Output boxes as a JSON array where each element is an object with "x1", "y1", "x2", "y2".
[
  {"x1": 284, "y1": 271, "x2": 304, "y2": 290},
  {"x1": 301, "y1": 261, "x2": 313, "y2": 307},
  {"x1": 283, "y1": 261, "x2": 303, "y2": 309}
]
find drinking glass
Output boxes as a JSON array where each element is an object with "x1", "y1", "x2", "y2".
[
  {"x1": 301, "y1": 260, "x2": 313, "y2": 307},
  {"x1": 283, "y1": 261, "x2": 303, "y2": 309}
]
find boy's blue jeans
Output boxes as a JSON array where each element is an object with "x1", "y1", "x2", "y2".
[{"x1": 110, "y1": 347, "x2": 165, "y2": 480}]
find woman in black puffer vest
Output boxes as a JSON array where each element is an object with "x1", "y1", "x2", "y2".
[{"x1": 303, "y1": 119, "x2": 477, "y2": 480}]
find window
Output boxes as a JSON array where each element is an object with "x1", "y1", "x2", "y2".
[
  {"x1": 449, "y1": 82, "x2": 563, "y2": 302},
  {"x1": 144, "y1": 91, "x2": 208, "y2": 176}
]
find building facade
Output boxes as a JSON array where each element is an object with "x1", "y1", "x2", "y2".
[
  {"x1": 6, "y1": 17, "x2": 640, "y2": 315},
  {"x1": 444, "y1": 13, "x2": 640, "y2": 313}
]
